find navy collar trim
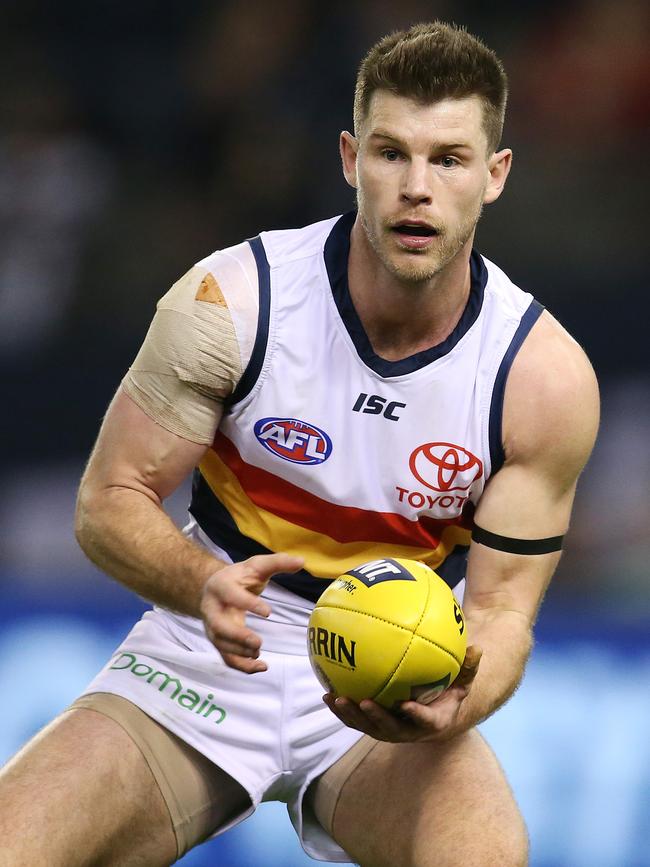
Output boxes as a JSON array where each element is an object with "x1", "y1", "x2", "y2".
[{"x1": 324, "y1": 211, "x2": 488, "y2": 377}]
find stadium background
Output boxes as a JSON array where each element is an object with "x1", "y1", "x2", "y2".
[{"x1": 1, "y1": 1, "x2": 648, "y2": 865}]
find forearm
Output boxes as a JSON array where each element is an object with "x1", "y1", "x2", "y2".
[
  {"x1": 457, "y1": 609, "x2": 533, "y2": 731},
  {"x1": 75, "y1": 485, "x2": 223, "y2": 617}
]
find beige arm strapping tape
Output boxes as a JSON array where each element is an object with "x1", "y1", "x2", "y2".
[{"x1": 122, "y1": 263, "x2": 248, "y2": 445}]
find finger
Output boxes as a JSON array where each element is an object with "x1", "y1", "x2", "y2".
[
  {"x1": 205, "y1": 580, "x2": 272, "y2": 617},
  {"x1": 246, "y1": 553, "x2": 305, "y2": 581},
  {"x1": 323, "y1": 695, "x2": 367, "y2": 729},
  {"x1": 204, "y1": 611, "x2": 263, "y2": 647},
  {"x1": 399, "y1": 700, "x2": 449, "y2": 728},
  {"x1": 332, "y1": 697, "x2": 382, "y2": 736},
  {"x1": 324, "y1": 696, "x2": 417, "y2": 741},
  {"x1": 212, "y1": 637, "x2": 260, "y2": 658},
  {"x1": 221, "y1": 652, "x2": 268, "y2": 674},
  {"x1": 358, "y1": 700, "x2": 412, "y2": 740},
  {"x1": 204, "y1": 615, "x2": 263, "y2": 654}
]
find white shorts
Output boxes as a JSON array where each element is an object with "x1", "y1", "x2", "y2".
[{"x1": 80, "y1": 580, "x2": 363, "y2": 863}]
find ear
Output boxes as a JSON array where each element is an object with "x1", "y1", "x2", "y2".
[
  {"x1": 340, "y1": 131, "x2": 359, "y2": 189},
  {"x1": 483, "y1": 148, "x2": 513, "y2": 205}
]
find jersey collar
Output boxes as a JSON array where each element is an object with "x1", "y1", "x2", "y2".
[{"x1": 324, "y1": 211, "x2": 488, "y2": 377}]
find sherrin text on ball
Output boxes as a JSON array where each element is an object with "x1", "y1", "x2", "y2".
[{"x1": 307, "y1": 558, "x2": 466, "y2": 708}]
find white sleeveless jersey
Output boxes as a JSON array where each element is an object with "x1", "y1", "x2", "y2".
[{"x1": 190, "y1": 212, "x2": 543, "y2": 601}]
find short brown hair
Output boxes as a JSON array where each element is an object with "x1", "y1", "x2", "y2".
[{"x1": 354, "y1": 22, "x2": 508, "y2": 153}]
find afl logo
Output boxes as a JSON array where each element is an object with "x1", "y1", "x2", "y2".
[
  {"x1": 409, "y1": 442, "x2": 483, "y2": 492},
  {"x1": 254, "y1": 417, "x2": 332, "y2": 465}
]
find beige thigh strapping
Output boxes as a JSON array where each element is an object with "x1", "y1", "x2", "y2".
[
  {"x1": 70, "y1": 692, "x2": 250, "y2": 859},
  {"x1": 309, "y1": 734, "x2": 379, "y2": 837}
]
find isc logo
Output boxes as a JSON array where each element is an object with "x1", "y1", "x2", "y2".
[
  {"x1": 352, "y1": 393, "x2": 406, "y2": 421},
  {"x1": 254, "y1": 417, "x2": 333, "y2": 465}
]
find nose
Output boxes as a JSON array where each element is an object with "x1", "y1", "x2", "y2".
[{"x1": 400, "y1": 158, "x2": 432, "y2": 206}]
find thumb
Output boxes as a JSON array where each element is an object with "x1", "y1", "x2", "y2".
[
  {"x1": 454, "y1": 645, "x2": 482, "y2": 688},
  {"x1": 463, "y1": 644, "x2": 483, "y2": 670}
]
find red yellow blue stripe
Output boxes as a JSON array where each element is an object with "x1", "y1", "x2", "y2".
[{"x1": 198, "y1": 434, "x2": 472, "y2": 580}]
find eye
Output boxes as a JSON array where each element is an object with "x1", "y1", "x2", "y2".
[
  {"x1": 439, "y1": 155, "x2": 458, "y2": 168},
  {"x1": 382, "y1": 149, "x2": 402, "y2": 162}
]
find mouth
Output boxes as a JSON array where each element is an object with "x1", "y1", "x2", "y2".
[
  {"x1": 392, "y1": 222, "x2": 437, "y2": 236},
  {"x1": 390, "y1": 221, "x2": 439, "y2": 249}
]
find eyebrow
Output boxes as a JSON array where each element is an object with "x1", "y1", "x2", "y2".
[{"x1": 368, "y1": 130, "x2": 473, "y2": 151}]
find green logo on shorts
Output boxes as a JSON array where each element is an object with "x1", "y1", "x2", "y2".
[{"x1": 109, "y1": 652, "x2": 227, "y2": 724}]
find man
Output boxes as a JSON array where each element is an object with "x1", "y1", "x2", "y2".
[{"x1": 0, "y1": 21, "x2": 598, "y2": 867}]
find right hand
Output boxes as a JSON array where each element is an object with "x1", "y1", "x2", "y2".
[{"x1": 200, "y1": 553, "x2": 303, "y2": 673}]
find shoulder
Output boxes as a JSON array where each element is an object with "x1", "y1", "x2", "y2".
[
  {"x1": 155, "y1": 242, "x2": 260, "y2": 369},
  {"x1": 502, "y1": 309, "x2": 600, "y2": 485},
  {"x1": 258, "y1": 214, "x2": 343, "y2": 265},
  {"x1": 159, "y1": 241, "x2": 258, "y2": 316}
]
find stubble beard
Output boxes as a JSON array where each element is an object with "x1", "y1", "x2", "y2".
[{"x1": 358, "y1": 196, "x2": 484, "y2": 285}]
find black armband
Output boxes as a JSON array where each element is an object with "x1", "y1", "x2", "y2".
[{"x1": 472, "y1": 523, "x2": 564, "y2": 555}]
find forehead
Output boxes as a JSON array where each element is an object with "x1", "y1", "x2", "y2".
[{"x1": 363, "y1": 91, "x2": 487, "y2": 147}]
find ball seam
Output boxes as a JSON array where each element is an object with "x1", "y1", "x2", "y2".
[
  {"x1": 314, "y1": 604, "x2": 462, "y2": 665},
  {"x1": 372, "y1": 580, "x2": 430, "y2": 701}
]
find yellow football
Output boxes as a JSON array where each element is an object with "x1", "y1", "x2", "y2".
[{"x1": 307, "y1": 558, "x2": 466, "y2": 708}]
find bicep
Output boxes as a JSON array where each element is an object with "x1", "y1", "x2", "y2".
[
  {"x1": 464, "y1": 312, "x2": 599, "y2": 625},
  {"x1": 464, "y1": 461, "x2": 570, "y2": 625},
  {"x1": 80, "y1": 387, "x2": 210, "y2": 505}
]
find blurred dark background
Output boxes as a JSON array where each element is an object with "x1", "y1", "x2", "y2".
[{"x1": 1, "y1": 2, "x2": 649, "y2": 865}]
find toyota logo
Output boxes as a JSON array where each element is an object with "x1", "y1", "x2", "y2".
[{"x1": 409, "y1": 442, "x2": 483, "y2": 492}]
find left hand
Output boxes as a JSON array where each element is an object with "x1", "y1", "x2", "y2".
[{"x1": 323, "y1": 645, "x2": 482, "y2": 742}]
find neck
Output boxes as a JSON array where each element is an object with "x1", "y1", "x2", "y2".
[{"x1": 347, "y1": 218, "x2": 474, "y2": 361}]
